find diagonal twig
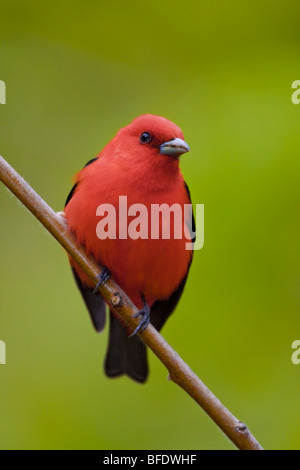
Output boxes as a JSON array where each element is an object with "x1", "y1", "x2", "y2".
[{"x1": 0, "y1": 154, "x2": 263, "y2": 450}]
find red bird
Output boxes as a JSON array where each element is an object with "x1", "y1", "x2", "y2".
[{"x1": 64, "y1": 114, "x2": 195, "y2": 383}]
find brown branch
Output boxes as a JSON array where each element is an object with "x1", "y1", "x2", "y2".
[{"x1": 0, "y1": 155, "x2": 263, "y2": 450}]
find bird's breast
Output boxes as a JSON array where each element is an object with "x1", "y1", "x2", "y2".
[{"x1": 65, "y1": 164, "x2": 192, "y2": 308}]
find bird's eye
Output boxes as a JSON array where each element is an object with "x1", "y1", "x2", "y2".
[{"x1": 139, "y1": 132, "x2": 152, "y2": 144}]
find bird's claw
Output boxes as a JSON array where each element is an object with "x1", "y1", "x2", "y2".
[
  {"x1": 129, "y1": 295, "x2": 150, "y2": 338},
  {"x1": 93, "y1": 267, "x2": 111, "y2": 294}
]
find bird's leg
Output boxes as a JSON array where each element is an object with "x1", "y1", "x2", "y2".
[
  {"x1": 129, "y1": 293, "x2": 150, "y2": 338},
  {"x1": 93, "y1": 267, "x2": 111, "y2": 294}
]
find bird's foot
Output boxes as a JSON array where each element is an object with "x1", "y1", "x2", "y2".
[
  {"x1": 129, "y1": 294, "x2": 150, "y2": 338},
  {"x1": 93, "y1": 267, "x2": 111, "y2": 294}
]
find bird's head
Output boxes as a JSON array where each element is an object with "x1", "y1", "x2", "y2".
[{"x1": 104, "y1": 114, "x2": 190, "y2": 168}]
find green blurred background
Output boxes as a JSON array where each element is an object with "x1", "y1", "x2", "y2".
[{"x1": 0, "y1": 0, "x2": 300, "y2": 450}]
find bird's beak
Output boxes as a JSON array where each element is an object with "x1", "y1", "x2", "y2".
[{"x1": 159, "y1": 138, "x2": 190, "y2": 157}]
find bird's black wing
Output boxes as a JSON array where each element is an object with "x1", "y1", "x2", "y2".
[
  {"x1": 65, "y1": 182, "x2": 78, "y2": 207},
  {"x1": 65, "y1": 157, "x2": 106, "y2": 332},
  {"x1": 72, "y1": 268, "x2": 106, "y2": 332},
  {"x1": 150, "y1": 181, "x2": 195, "y2": 332},
  {"x1": 65, "y1": 157, "x2": 99, "y2": 207}
]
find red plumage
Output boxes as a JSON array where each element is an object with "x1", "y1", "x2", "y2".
[{"x1": 65, "y1": 114, "x2": 194, "y2": 382}]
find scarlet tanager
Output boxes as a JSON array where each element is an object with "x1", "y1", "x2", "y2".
[{"x1": 64, "y1": 114, "x2": 195, "y2": 383}]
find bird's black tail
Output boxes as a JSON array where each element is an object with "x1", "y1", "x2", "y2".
[{"x1": 104, "y1": 311, "x2": 148, "y2": 383}]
